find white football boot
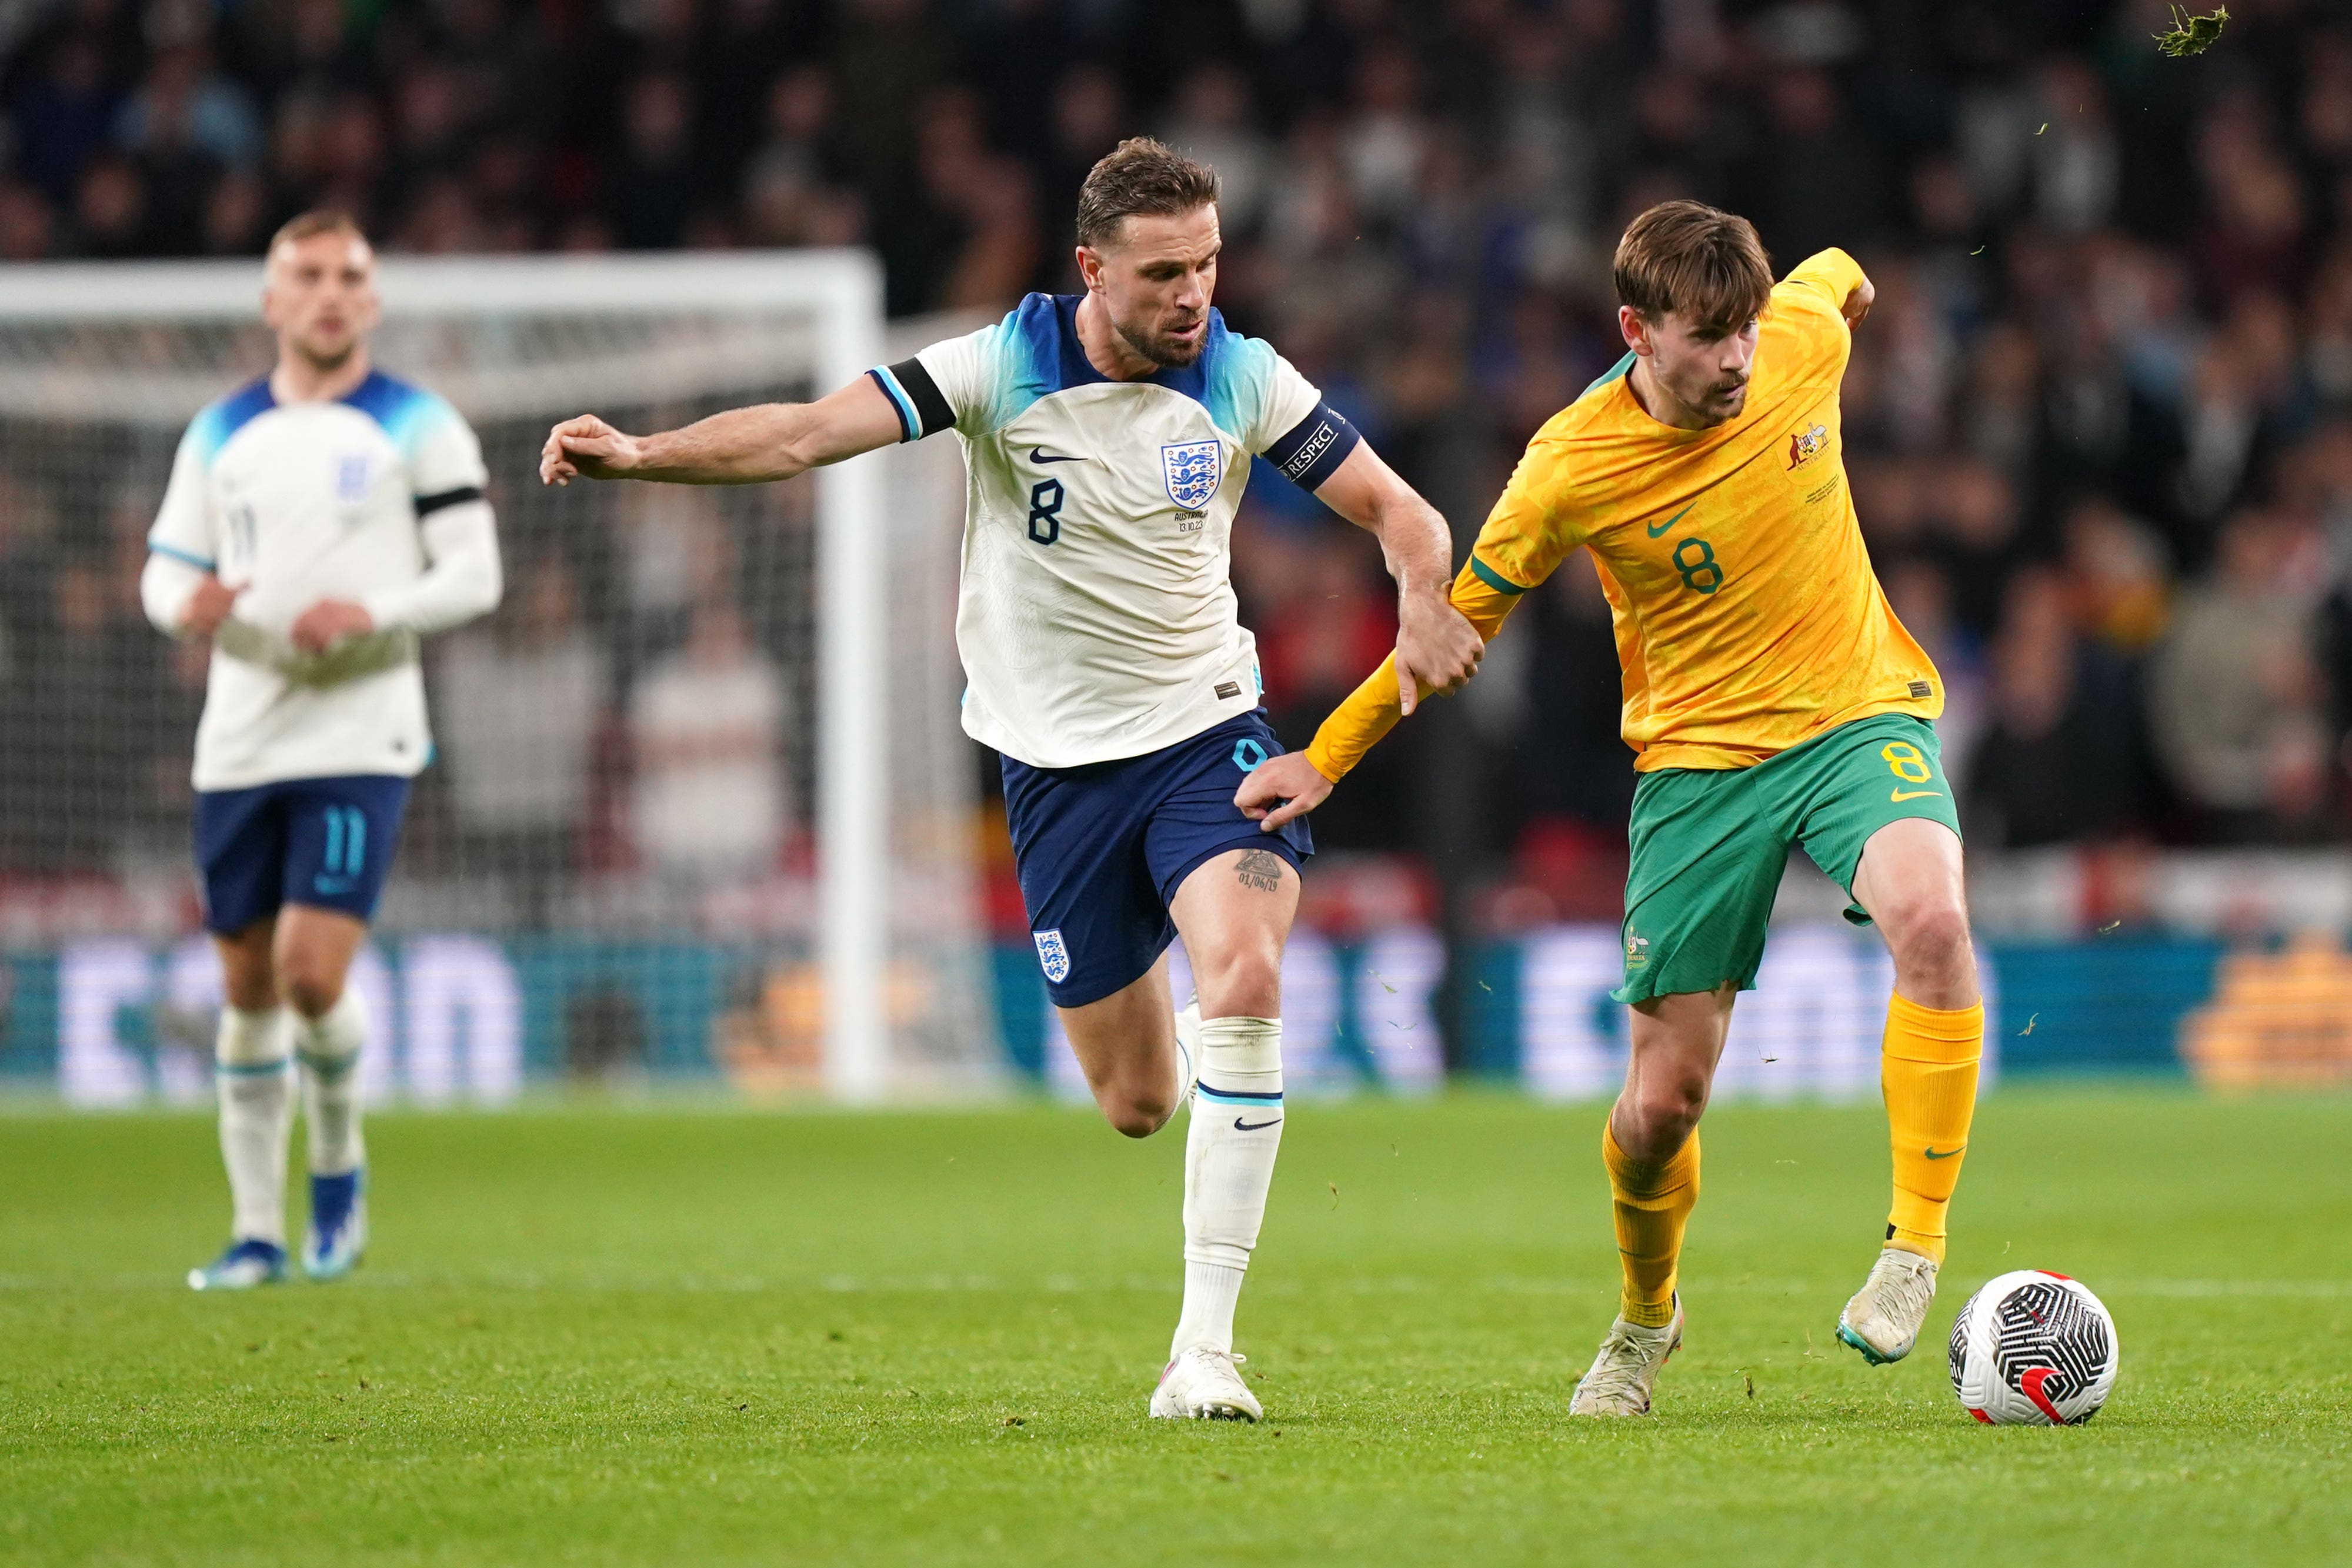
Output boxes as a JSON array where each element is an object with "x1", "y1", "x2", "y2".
[
  {"x1": 1568, "y1": 1296, "x2": 1683, "y2": 1416},
  {"x1": 1149, "y1": 1347, "x2": 1262, "y2": 1422},
  {"x1": 1837, "y1": 1247, "x2": 1939, "y2": 1365},
  {"x1": 187, "y1": 1238, "x2": 288, "y2": 1292}
]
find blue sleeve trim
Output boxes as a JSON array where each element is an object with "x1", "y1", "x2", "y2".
[
  {"x1": 867, "y1": 367, "x2": 918, "y2": 442},
  {"x1": 1263, "y1": 400, "x2": 1362, "y2": 491},
  {"x1": 1467, "y1": 556, "x2": 1528, "y2": 595},
  {"x1": 148, "y1": 541, "x2": 216, "y2": 572}
]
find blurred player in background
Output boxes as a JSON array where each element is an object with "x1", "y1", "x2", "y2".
[
  {"x1": 1241, "y1": 201, "x2": 1985, "y2": 1414},
  {"x1": 542, "y1": 139, "x2": 1482, "y2": 1420},
  {"x1": 144, "y1": 212, "x2": 503, "y2": 1289}
]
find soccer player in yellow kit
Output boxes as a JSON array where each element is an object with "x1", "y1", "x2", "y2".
[{"x1": 1236, "y1": 201, "x2": 1985, "y2": 1415}]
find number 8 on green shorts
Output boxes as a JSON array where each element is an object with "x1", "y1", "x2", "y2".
[{"x1": 1613, "y1": 713, "x2": 1963, "y2": 1004}]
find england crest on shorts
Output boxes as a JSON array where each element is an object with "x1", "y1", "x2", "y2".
[
  {"x1": 1160, "y1": 440, "x2": 1222, "y2": 509},
  {"x1": 1033, "y1": 928, "x2": 1072, "y2": 984}
]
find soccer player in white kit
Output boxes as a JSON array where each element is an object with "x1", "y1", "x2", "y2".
[
  {"x1": 142, "y1": 212, "x2": 503, "y2": 1289},
  {"x1": 542, "y1": 139, "x2": 1483, "y2": 1420}
]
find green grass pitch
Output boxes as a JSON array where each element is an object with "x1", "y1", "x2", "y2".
[{"x1": 2, "y1": 1089, "x2": 2346, "y2": 1566}]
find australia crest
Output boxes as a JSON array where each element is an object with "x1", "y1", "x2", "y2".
[
  {"x1": 1786, "y1": 422, "x2": 1830, "y2": 469},
  {"x1": 1160, "y1": 439, "x2": 1223, "y2": 510}
]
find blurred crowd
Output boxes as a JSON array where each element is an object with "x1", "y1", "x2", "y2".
[{"x1": 8, "y1": 0, "x2": 2352, "y2": 927}]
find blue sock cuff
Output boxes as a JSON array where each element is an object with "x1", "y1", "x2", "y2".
[
  {"x1": 295, "y1": 1047, "x2": 359, "y2": 1081},
  {"x1": 215, "y1": 1056, "x2": 291, "y2": 1077},
  {"x1": 1195, "y1": 1082, "x2": 1283, "y2": 1105}
]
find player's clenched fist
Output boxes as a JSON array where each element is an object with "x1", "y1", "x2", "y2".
[
  {"x1": 539, "y1": 414, "x2": 642, "y2": 485},
  {"x1": 180, "y1": 574, "x2": 239, "y2": 638},
  {"x1": 1235, "y1": 752, "x2": 1336, "y2": 832},
  {"x1": 1394, "y1": 592, "x2": 1483, "y2": 715},
  {"x1": 289, "y1": 599, "x2": 375, "y2": 653}
]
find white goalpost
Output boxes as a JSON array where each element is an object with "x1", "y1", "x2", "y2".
[{"x1": 0, "y1": 251, "x2": 993, "y2": 1102}]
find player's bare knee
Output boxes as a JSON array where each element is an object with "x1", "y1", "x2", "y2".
[
  {"x1": 1885, "y1": 898, "x2": 1972, "y2": 985},
  {"x1": 1102, "y1": 1083, "x2": 1175, "y2": 1139},
  {"x1": 219, "y1": 966, "x2": 278, "y2": 1013},
  {"x1": 1625, "y1": 1079, "x2": 1707, "y2": 1156},
  {"x1": 213, "y1": 923, "x2": 276, "y2": 1010},
  {"x1": 281, "y1": 966, "x2": 345, "y2": 1021},
  {"x1": 1192, "y1": 943, "x2": 1283, "y2": 1020}
]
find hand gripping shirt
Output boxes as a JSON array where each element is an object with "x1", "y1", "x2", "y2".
[
  {"x1": 143, "y1": 371, "x2": 502, "y2": 792},
  {"x1": 869, "y1": 293, "x2": 1359, "y2": 770},
  {"x1": 1304, "y1": 249, "x2": 1939, "y2": 781}
]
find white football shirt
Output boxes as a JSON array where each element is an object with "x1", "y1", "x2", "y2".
[
  {"x1": 869, "y1": 294, "x2": 1361, "y2": 769},
  {"x1": 142, "y1": 371, "x2": 502, "y2": 792}
]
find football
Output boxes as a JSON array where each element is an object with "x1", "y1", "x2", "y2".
[{"x1": 1949, "y1": 1270, "x2": 2120, "y2": 1425}]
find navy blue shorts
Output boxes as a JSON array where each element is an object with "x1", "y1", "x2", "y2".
[
  {"x1": 1001, "y1": 710, "x2": 1312, "y2": 1009},
  {"x1": 194, "y1": 773, "x2": 412, "y2": 935}
]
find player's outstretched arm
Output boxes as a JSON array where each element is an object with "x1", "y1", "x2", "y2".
[
  {"x1": 539, "y1": 375, "x2": 904, "y2": 488},
  {"x1": 1238, "y1": 442, "x2": 1574, "y2": 832},
  {"x1": 1307, "y1": 441, "x2": 1483, "y2": 716},
  {"x1": 1234, "y1": 560, "x2": 1527, "y2": 832}
]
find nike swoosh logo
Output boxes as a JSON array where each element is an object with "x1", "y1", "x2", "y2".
[
  {"x1": 1890, "y1": 789, "x2": 1943, "y2": 802},
  {"x1": 1233, "y1": 1116, "x2": 1283, "y2": 1132},
  {"x1": 1924, "y1": 1146, "x2": 1963, "y2": 1160},
  {"x1": 1030, "y1": 448, "x2": 1085, "y2": 464},
  {"x1": 1646, "y1": 503, "x2": 1695, "y2": 538}
]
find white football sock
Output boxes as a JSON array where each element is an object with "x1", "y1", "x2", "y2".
[
  {"x1": 215, "y1": 1005, "x2": 292, "y2": 1247},
  {"x1": 1173, "y1": 1001, "x2": 1202, "y2": 1109},
  {"x1": 1172, "y1": 1015, "x2": 1283, "y2": 1357},
  {"x1": 295, "y1": 988, "x2": 367, "y2": 1176}
]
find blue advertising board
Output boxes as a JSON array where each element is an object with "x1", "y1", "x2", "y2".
[{"x1": 0, "y1": 926, "x2": 2237, "y2": 1102}]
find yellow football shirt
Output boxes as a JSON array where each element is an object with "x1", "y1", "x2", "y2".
[{"x1": 1304, "y1": 248, "x2": 1940, "y2": 780}]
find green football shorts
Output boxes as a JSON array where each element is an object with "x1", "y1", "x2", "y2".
[{"x1": 1613, "y1": 713, "x2": 1963, "y2": 1005}]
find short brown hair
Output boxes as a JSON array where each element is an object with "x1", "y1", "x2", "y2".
[
  {"x1": 1613, "y1": 200, "x2": 1773, "y2": 331},
  {"x1": 1075, "y1": 138, "x2": 1220, "y2": 249},
  {"x1": 268, "y1": 208, "x2": 368, "y2": 255}
]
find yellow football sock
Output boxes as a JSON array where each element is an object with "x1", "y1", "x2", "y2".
[
  {"x1": 1603, "y1": 1120, "x2": 1700, "y2": 1328},
  {"x1": 1881, "y1": 993, "x2": 1984, "y2": 1265}
]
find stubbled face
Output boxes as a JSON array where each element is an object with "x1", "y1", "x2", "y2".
[
  {"x1": 262, "y1": 231, "x2": 380, "y2": 372},
  {"x1": 1080, "y1": 204, "x2": 1220, "y2": 368},
  {"x1": 1623, "y1": 305, "x2": 1761, "y2": 426}
]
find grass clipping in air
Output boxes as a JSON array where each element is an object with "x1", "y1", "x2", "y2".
[{"x1": 2156, "y1": 5, "x2": 2228, "y2": 57}]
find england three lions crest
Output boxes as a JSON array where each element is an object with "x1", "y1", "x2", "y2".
[
  {"x1": 1161, "y1": 440, "x2": 1223, "y2": 510},
  {"x1": 1033, "y1": 928, "x2": 1072, "y2": 985}
]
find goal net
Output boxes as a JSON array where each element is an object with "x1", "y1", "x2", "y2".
[{"x1": 0, "y1": 253, "x2": 998, "y2": 1105}]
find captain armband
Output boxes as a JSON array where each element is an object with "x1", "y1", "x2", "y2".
[
  {"x1": 1263, "y1": 400, "x2": 1363, "y2": 491},
  {"x1": 867, "y1": 357, "x2": 956, "y2": 443}
]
